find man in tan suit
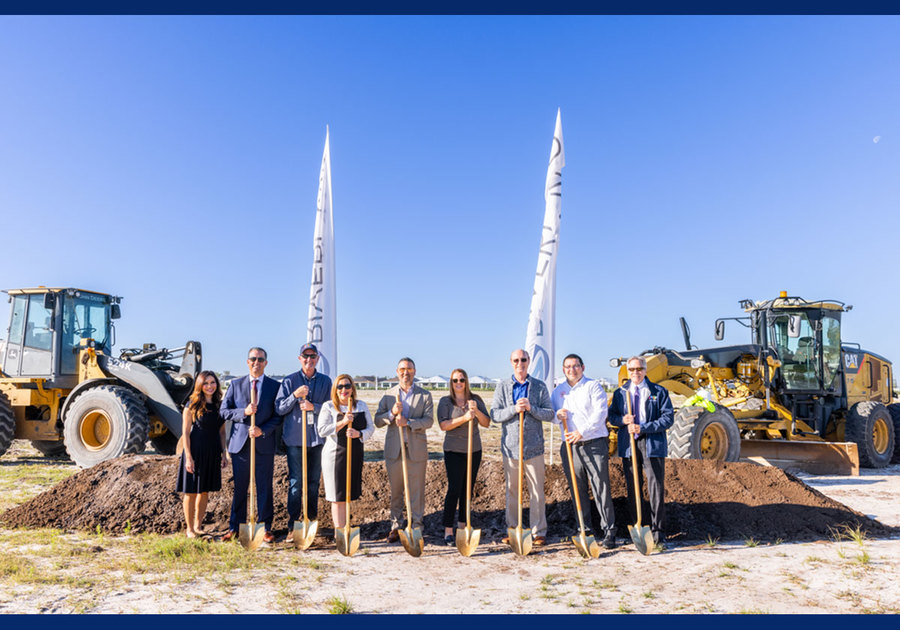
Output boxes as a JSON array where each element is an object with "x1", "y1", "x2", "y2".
[{"x1": 375, "y1": 357, "x2": 434, "y2": 542}]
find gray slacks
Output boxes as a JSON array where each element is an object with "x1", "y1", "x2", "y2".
[{"x1": 559, "y1": 436, "x2": 616, "y2": 537}]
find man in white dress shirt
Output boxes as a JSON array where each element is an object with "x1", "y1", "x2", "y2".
[{"x1": 551, "y1": 353, "x2": 617, "y2": 549}]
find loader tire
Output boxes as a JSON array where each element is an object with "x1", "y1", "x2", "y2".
[
  {"x1": 846, "y1": 401, "x2": 894, "y2": 469},
  {"x1": 150, "y1": 430, "x2": 178, "y2": 455},
  {"x1": 30, "y1": 440, "x2": 68, "y2": 458},
  {"x1": 889, "y1": 404, "x2": 900, "y2": 464},
  {"x1": 667, "y1": 403, "x2": 741, "y2": 462},
  {"x1": 63, "y1": 385, "x2": 149, "y2": 469},
  {"x1": 0, "y1": 391, "x2": 14, "y2": 458}
]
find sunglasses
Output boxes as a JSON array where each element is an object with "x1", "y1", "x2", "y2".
[
  {"x1": 248, "y1": 357, "x2": 267, "y2": 363},
  {"x1": 452, "y1": 378, "x2": 466, "y2": 383},
  {"x1": 627, "y1": 367, "x2": 645, "y2": 372},
  {"x1": 512, "y1": 358, "x2": 528, "y2": 364},
  {"x1": 301, "y1": 354, "x2": 318, "y2": 360},
  {"x1": 336, "y1": 383, "x2": 352, "y2": 391}
]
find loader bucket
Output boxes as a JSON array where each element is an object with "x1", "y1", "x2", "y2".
[{"x1": 739, "y1": 440, "x2": 859, "y2": 476}]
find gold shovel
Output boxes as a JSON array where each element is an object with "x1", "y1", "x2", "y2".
[
  {"x1": 291, "y1": 407, "x2": 319, "y2": 550},
  {"x1": 397, "y1": 423, "x2": 424, "y2": 557},
  {"x1": 560, "y1": 413, "x2": 600, "y2": 559},
  {"x1": 335, "y1": 414, "x2": 360, "y2": 556},
  {"x1": 239, "y1": 384, "x2": 267, "y2": 551},
  {"x1": 507, "y1": 411, "x2": 533, "y2": 556},
  {"x1": 455, "y1": 410, "x2": 481, "y2": 557},
  {"x1": 626, "y1": 390, "x2": 655, "y2": 556}
]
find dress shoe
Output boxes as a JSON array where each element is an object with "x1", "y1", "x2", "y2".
[
  {"x1": 652, "y1": 532, "x2": 667, "y2": 550},
  {"x1": 602, "y1": 532, "x2": 617, "y2": 549},
  {"x1": 222, "y1": 530, "x2": 238, "y2": 542},
  {"x1": 533, "y1": 536, "x2": 547, "y2": 547},
  {"x1": 263, "y1": 531, "x2": 275, "y2": 544},
  {"x1": 387, "y1": 529, "x2": 400, "y2": 543}
]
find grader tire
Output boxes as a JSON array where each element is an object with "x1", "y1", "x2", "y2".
[
  {"x1": 889, "y1": 404, "x2": 900, "y2": 464},
  {"x1": 0, "y1": 391, "x2": 14, "y2": 458},
  {"x1": 30, "y1": 440, "x2": 69, "y2": 458},
  {"x1": 667, "y1": 403, "x2": 741, "y2": 462},
  {"x1": 847, "y1": 401, "x2": 895, "y2": 469},
  {"x1": 150, "y1": 430, "x2": 179, "y2": 455},
  {"x1": 63, "y1": 385, "x2": 149, "y2": 469}
]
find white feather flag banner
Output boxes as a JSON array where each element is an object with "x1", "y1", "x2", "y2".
[
  {"x1": 525, "y1": 109, "x2": 565, "y2": 392},
  {"x1": 307, "y1": 127, "x2": 337, "y2": 379}
]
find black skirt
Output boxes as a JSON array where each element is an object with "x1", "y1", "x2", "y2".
[{"x1": 332, "y1": 412, "x2": 367, "y2": 501}]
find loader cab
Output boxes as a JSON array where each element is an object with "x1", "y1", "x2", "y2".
[
  {"x1": 755, "y1": 305, "x2": 843, "y2": 395},
  {"x1": 2, "y1": 288, "x2": 120, "y2": 385}
]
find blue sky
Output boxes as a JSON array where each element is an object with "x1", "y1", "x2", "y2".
[{"x1": 1, "y1": 15, "x2": 897, "y2": 381}]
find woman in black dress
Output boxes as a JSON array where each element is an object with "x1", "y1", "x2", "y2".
[
  {"x1": 176, "y1": 370, "x2": 228, "y2": 538},
  {"x1": 317, "y1": 374, "x2": 374, "y2": 531}
]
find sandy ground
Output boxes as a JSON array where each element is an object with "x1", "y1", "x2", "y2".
[{"x1": 0, "y1": 388, "x2": 898, "y2": 614}]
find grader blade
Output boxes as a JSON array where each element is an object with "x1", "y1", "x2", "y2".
[{"x1": 739, "y1": 440, "x2": 859, "y2": 476}]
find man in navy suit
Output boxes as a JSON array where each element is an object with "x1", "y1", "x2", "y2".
[{"x1": 220, "y1": 347, "x2": 282, "y2": 543}]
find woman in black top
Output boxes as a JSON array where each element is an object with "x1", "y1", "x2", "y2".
[
  {"x1": 176, "y1": 370, "x2": 228, "y2": 538},
  {"x1": 437, "y1": 368, "x2": 490, "y2": 545}
]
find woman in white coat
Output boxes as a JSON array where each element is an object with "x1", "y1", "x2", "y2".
[{"x1": 317, "y1": 374, "x2": 375, "y2": 529}]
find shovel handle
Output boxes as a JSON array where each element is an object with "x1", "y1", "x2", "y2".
[
  {"x1": 345, "y1": 412, "x2": 352, "y2": 536},
  {"x1": 249, "y1": 382, "x2": 257, "y2": 524},
  {"x1": 625, "y1": 389, "x2": 643, "y2": 527},
  {"x1": 302, "y1": 406, "x2": 309, "y2": 522},
  {"x1": 465, "y1": 408, "x2": 474, "y2": 529},
  {"x1": 399, "y1": 422, "x2": 415, "y2": 524},
  {"x1": 517, "y1": 410, "x2": 525, "y2": 529},
  {"x1": 560, "y1": 414, "x2": 589, "y2": 535}
]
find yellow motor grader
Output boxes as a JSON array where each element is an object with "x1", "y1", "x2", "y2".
[
  {"x1": 0, "y1": 287, "x2": 201, "y2": 468},
  {"x1": 612, "y1": 292, "x2": 898, "y2": 475}
]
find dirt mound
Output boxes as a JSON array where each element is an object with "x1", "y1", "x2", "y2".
[{"x1": 2, "y1": 454, "x2": 894, "y2": 543}]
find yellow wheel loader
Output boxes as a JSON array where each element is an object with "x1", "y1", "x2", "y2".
[
  {"x1": 0, "y1": 287, "x2": 201, "y2": 468},
  {"x1": 611, "y1": 292, "x2": 897, "y2": 475}
]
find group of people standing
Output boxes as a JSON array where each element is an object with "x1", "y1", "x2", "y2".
[{"x1": 175, "y1": 345, "x2": 675, "y2": 551}]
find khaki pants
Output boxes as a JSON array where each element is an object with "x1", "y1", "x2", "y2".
[
  {"x1": 386, "y1": 447, "x2": 427, "y2": 531},
  {"x1": 502, "y1": 454, "x2": 547, "y2": 537}
]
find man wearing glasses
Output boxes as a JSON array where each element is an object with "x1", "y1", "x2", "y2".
[
  {"x1": 221, "y1": 347, "x2": 282, "y2": 543},
  {"x1": 490, "y1": 349, "x2": 554, "y2": 547},
  {"x1": 275, "y1": 343, "x2": 332, "y2": 535},
  {"x1": 374, "y1": 357, "x2": 434, "y2": 543},
  {"x1": 551, "y1": 353, "x2": 617, "y2": 549},
  {"x1": 608, "y1": 355, "x2": 674, "y2": 549}
]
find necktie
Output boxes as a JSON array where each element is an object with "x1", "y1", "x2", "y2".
[
  {"x1": 252, "y1": 379, "x2": 259, "y2": 403},
  {"x1": 632, "y1": 389, "x2": 640, "y2": 425}
]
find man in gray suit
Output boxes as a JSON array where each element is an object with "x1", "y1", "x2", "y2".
[
  {"x1": 375, "y1": 357, "x2": 434, "y2": 542},
  {"x1": 490, "y1": 348, "x2": 554, "y2": 546}
]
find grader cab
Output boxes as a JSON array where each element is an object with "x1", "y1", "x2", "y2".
[
  {"x1": 0, "y1": 287, "x2": 201, "y2": 467},
  {"x1": 613, "y1": 292, "x2": 898, "y2": 475}
]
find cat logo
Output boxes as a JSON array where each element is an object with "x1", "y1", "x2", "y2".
[{"x1": 843, "y1": 353, "x2": 859, "y2": 370}]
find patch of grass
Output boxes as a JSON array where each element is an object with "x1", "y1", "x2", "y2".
[
  {"x1": 541, "y1": 574, "x2": 556, "y2": 586},
  {"x1": 833, "y1": 524, "x2": 867, "y2": 546},
  {"x1": 593, "y1": 579, "x2": 618, "y2": 591},
  {"x1": 723, "y1": 561, "x2": 739, "y2": 569},
  {"x1": 743, "y1": 537, "x2": 759, "y2": 548},
  {"x1": 804, "y1": 555, "x2": 825, "y2": 564},
  {"x1": 705, "y1": 535, "x2": 719, "y2": 548},
  {"x1": 739, "y1": 607, "x2": 768, "y2": 614},
  {"x1": 325, "y1": 596, "x2": 353, "y2": 614},
  {"x1": 618, "y1": 602, "x2": 633, "y2": 613},
  {"x1": 855, "y1": 550, "x2": 871, "y2": 566},
  {"x1": 642, "y1": 591, "x2": 655, "y2": 599}
]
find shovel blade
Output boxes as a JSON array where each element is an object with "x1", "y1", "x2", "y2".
[
  {"x1": 398, "y1": 526, "x2": 424, "y2": 557},
  {"x1": 572, "y1": 533, "x2": 601, "y2": 559},
  {"x1": 335, "y1": 526, "x2": 360, "y2": 557},
  {"x1": 292, "y1": 519, "x2": 318, "y2": 550},
  {"x1": 628, "y1": 524, "x2": 655, "y2": 556},
  {"x1": 239, "y1": 522, "x2": 267, "y2": 551},
  {"x1": 507, "y1": 526, "x2": 533, "y2": 556},
  {"x1": 455, "y1": 526, "x2": 481, "y2": 557}
]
